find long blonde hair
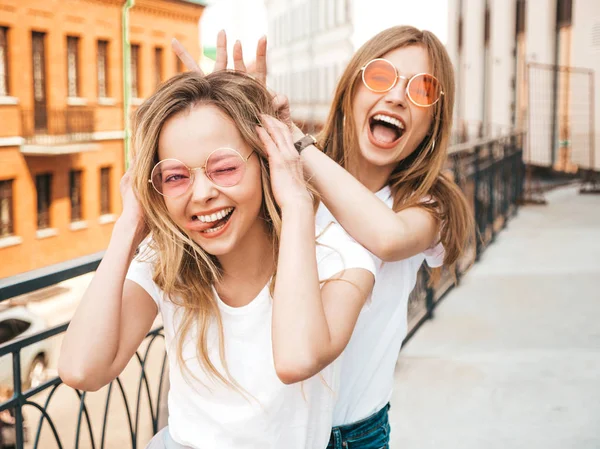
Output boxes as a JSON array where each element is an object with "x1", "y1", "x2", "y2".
[
  {"x1": 319, "y1": 25, "x2": 473, "y2": 268},
  {"x1": 131, "y1": 71, "x2": 290, "y2": 389}
]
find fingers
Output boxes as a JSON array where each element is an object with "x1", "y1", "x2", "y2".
[
  {"x1": 233, "y1": 40, "x2": 247, "y2": 72},
  {"x1": 260, "y1": 115, "x2": 297, "y2": 159},
  {"x1": 271, "y1": 93, "x2": 291, "y2": 127},
  {"x1": 256, "y1": 126, "x2": 281, "y2": 164},
  {"x1": 255, "y1": 36, "x2": 267, "y2": 85},
  {"x1": 214, "y1": 30, "x2": 228, "y2": 72},
  {"x1": 171, "y1": 38, "x2": 203, "y2": 74}
]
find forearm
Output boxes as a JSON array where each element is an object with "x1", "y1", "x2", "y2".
[
  {"x1": 301, "y1": 145, "x2": 428, "y2": 261},
  {"x1": 59, "y1": 218, "x2": 142, "y2": 387},
  {"x1": 271, "y1": 201, "x2": 332, "y2": 383}
]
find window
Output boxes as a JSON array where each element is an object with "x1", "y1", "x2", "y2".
[
  {"x1": 0, "y1": 27, "x2": 8, "y2": 96},
  {"x1": 36, "y1": 173, "x2": 52, "y2": 229},
  {"x1": 67, "y1": 36, "x2": 80, "y2": 97},
  {"x1": 131, "y1": 44, "x2": 140, "y2": 98},
  {"x1": 557, "y1": 0, "x2": 572, "y2": 28},
  {"x1": 100, "y1": 167, "x2": 111, "y2": 215},
  {"x1": 70, "y1": 170, "x2": 83, "y2": 222},
  {"x1": 0, "y1": 179, "x2": 14, "y2": 237},
  {"x1": 154, "y1": 47, "x2": 163, "y2": 87},
  {"x1": 98, "y1": 40, "x2": 109, "y2": 98}
]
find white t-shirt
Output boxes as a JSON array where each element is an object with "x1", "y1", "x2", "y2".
[
  {"x1": 126, "y1": 223, "x2": 376, "y2": 449},
  {"x1": 315, "y1": 185, "x2": 444, "y2": 426}
]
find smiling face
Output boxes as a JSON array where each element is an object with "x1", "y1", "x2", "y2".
[
  {"x1": 157, "y1": 104, "x2": 266, "y2": 257},
  {"x1": 352, "y1": 45, "x2": 436, "y2": 175}
]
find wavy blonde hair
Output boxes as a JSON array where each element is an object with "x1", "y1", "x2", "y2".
[
  {"x1": 130, "y1": 71, "x2": 308, "y2": 390},
  {"x1": 319, "y1": 25, "x2": 474, "y2": 269}
]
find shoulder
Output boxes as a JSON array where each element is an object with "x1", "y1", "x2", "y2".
[{"x1": 315, "y1": 223, "x2": 377, "y2": 281}]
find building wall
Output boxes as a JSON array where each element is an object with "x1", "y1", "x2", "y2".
[
  {"x1": 489, "y1": 0, "x2": 517, "y2": 135},
  {"x1": 266, "y1": 0, "x2": 353, "y2": 128},
  {"x1": 0, "y1": 0, "x2": 204, "y2": 278}
]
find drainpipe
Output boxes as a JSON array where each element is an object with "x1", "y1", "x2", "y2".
[{"x1": 123, "y1": 0, "x2": 135, "y2": 170}]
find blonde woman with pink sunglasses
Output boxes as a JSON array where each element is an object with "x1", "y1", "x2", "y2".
[{"x1": 59, "y1": 70, "x2": 376, "y2": 449}]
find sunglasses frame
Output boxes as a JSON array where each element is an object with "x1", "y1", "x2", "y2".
[
  {"x1": 149, "y1": 148, "x2": 255, "y2": 198},
  {"x1": 360, "y1": 58, "x2": 444, "y2": 107}
]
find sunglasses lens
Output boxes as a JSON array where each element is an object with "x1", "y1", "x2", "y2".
[
  {"x1": 151, "y1": 160, "x2": 191, "y2": 197},
  {"x1": 363, "y1": 59, "x2": 397, "y2": 92},
  {"x1": 206, "y1": 149, "x2": 246, "y2": 187},
  {"x1": 408, "y1": 74, "x2": 442, "y2": 106}
]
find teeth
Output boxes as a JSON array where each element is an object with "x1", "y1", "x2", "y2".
[
  {"x1": 201, "y1": 223, "x2": 226, "y2": 233},
  {"x1": 194, "y1": 207, "x2": 233, "y2": 223},
  {"x1": 373, "y1": 114, "x2": 404, "y2": 130}
]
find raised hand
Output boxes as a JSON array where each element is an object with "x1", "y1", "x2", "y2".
[
  {"x1": 171, "y1": 30, "x2": 267, "y2": 85},
  {"x1": 256, "y1": 115, "x2": 312, "y2": 212}
]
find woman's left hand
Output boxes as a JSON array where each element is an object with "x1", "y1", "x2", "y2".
[{"x1": 257, "y1": 115, "x2": 313, "y2": 212}]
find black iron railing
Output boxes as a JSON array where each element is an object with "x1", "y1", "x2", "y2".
[
  {"x1": 20, "y1": 108, "x2": 95, "y2": 145},
  {"x1": 405, "y1": 131, "x2": 525, "y2": 339},
  {"x1": 0, "y1": 132, "x2": 524, "y2": 448}
]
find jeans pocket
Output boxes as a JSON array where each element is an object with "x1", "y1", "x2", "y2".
[{"x1": 345, "y1": 422, "x2": 390, "y2": 449}]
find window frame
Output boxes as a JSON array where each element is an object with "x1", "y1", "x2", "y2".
[
  {"x1": 67, "y1": 35, "x2": 80, "y2": 98},
  {"x1": 36, "y1": 173, "x2": 52, "y2": 230},
  {"x1": 131, "y1": 44, "x2": 140, "y2": 98},
  {"x1": 0, "y1": 26, "x2": 9, "y2": 97},
  {"x1": 70, "y1": 170, "x2": 83, "y2": 222},
  {"x1": 0, "y1": 179, "x2": 14, "y2": 237},
  {"x1": 97, "y1": 40, "x2": 109, "y2": 98},
  {"x1": 100, "y1": 167, "x2": 111, "y2": 216}
]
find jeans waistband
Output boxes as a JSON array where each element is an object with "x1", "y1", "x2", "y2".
[{"x1": 330, "y1": 403, "x2": 390, "y2": 441}]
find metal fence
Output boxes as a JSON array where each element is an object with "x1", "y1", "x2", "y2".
[
  {"x1": 0, "y1": 132, "x2": 524, "y2": 448},
  {"x1": 406, "y1": 132, "x2": 524, "y2": 339},
  {"x1": 526, "y1": 63, "x2": 599, "y2": 198}
]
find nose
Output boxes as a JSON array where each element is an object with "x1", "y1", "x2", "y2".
[
  {"x1": 189, "y1": 169, "x2": 219, "y2": 203},
  {"x1": 384, "y1": 76, "x2": 408, "y2": 108}
]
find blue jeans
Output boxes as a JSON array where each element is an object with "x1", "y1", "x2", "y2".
[{"x1": 326, "y1": 403, "x2": 391, "y2": 449}]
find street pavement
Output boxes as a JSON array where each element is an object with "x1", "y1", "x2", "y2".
[{"x1": 389, "y1": 186, "x2": 600, "y2": 449}]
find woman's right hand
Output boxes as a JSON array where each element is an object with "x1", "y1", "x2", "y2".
[{"x1": 118, "y1": 162, "x2": 148, "y2": 246}]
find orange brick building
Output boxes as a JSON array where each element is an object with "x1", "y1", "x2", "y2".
[{"x1": 0, "y1": 0, "x2": 205, "y2": 278}]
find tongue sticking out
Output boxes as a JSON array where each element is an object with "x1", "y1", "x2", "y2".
[{"x1": 372, "y1": 123, "x2": 400, "y2": 144}]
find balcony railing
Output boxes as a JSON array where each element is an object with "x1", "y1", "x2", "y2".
[
  {"x1": 20, "y1": 108, "x2": 95, "y2": 146},
  {"x1": 0, "y1": 131, "x2": 525, "y2": 448}
]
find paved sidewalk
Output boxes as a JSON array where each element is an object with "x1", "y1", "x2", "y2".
[{"x1": 389, "y1": 186, "x2": 600, "y2": 449}]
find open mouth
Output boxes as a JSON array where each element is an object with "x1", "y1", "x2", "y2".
[
  {"x1": 192, "y1": 207, "x2": 235, "y2": 234},
  {"x1": 368, "y1": 114, "x2": 405, "y2": 147}
]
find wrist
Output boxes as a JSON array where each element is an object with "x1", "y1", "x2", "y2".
[
  {"x1": 280, "y1": 195, "x2": 314, "y2": 217},
  {"x1": 115, "y1": 215, "x2": 147, "y2": 246}
]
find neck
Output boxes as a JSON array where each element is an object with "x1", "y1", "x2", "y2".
[
  {"x1": 353, "y1": 156, "x2": 395, "y2": 193},
  {"x1": 215, "y1": 220, "x2": 275, "y2": 306}
]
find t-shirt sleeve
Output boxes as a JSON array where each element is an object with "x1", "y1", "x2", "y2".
[
  {"x1": 315, "y1": 223, "x2": 377, "y2": 281},
  {"x1": 423, "y1": 240, "x2": 445, "y2": 268},
  {"x1": 125, "y1": 252, "x2": 163, "y2": 308}
]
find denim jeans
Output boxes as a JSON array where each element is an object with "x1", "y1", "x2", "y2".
[{"x1": 326, "y1": 403, "x2": 391, "y2": 449}]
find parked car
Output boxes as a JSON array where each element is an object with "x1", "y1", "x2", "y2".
[{"x1": 0, "y1": 306, "x2": 53, "y2": 390}]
